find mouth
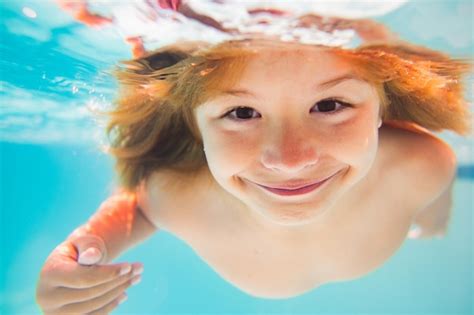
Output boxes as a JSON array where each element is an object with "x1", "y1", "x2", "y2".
[{"x1": 252, "y1": 172, "x2": 340, "y2": 197}]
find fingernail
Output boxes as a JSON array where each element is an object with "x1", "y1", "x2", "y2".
[
  {"x1": 78, "y1": 248, "x2": 101, "y2": 265},
  {"x1": 120, "y1": 264, "x2": 132, "y2": 276},
  {"x1": 132, "y1": 265, "x2": 144, "y2": 276},
  {"x1": 117, "y1": 293, "x2": 128, "y2": 304},
  {"x1": 131, "y1": 275, "x2": 142, "y2": 286}
]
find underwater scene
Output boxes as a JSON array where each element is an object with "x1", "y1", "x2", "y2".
[{"x1": 1, "y1": 0, "x2": 473, "y2": 314}]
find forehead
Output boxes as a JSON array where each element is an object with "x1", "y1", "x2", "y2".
[
  {"x1": 223, "y1": 50, "x2": 358, "y2": 96},
  {"x1": 194, "y1": 42, "x2": 368, "y2": 108},
  {"x1": 233, "y1": 46, "x2": 355, "y2": 82}
]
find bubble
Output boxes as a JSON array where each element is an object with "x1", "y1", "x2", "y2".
[{"x1": 22, "y1": 7, "x2": 37, "y2": 19}]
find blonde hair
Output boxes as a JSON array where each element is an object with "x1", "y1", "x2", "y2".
[{"x1": 106, "y1": 39, "x2": 472, "y2": 190}]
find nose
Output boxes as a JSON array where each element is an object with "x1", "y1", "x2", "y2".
[{"x1": 260, "y1": 124, "x2": 320, "y2": 173}]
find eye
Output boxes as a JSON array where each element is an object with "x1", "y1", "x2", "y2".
[
  {"x1": 312, "y1": 99, "x2": 351, "y2": 114},
  {"x1": 224, "y1": 106, "x2": 261, "y2": 121}
]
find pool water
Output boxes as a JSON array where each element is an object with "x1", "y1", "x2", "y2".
[{"x1": 1, "y1": 0, "x2": 473, "y2": 314}]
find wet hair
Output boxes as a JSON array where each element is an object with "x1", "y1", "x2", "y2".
[{"x1": 106, "y1": 39, "x2": 471, "y2": 190}]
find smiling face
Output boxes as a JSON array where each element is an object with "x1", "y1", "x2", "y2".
[{"x1": 194, "y1": 46, "x2": 382, "y2": 227}]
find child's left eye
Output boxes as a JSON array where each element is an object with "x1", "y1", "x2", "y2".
[{"x1": 312, "y1": 99, "x2": 351, "y2": 114}]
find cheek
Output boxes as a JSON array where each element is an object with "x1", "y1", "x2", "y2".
[
  {"x1": 203, "y1": 129, "x2": 258, "y2": 177},
  {"x1": 329, "y1": 112, "x2": 379, "y2": 166}
]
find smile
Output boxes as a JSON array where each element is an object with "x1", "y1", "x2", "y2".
[{"x1": 253, "y1": 172, "x2": 339, "y2": 197}]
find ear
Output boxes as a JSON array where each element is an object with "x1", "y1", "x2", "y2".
[
  {"x1": 128, "y1": 41, "x2": 208, "y2": 74},
  {"x1": 131, "y1": 50, "x2": 190, "y2": 74}
]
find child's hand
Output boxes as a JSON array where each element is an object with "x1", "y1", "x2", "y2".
[
  {"x1": 407, "y1": 183, "x2": 453, "y2": 241},
  {"x1": 407, "y1": 207, "x2": 451, "y2": 240},
  {"x1": 36, "y1": 235, "x2": 143, "y2": 314}
]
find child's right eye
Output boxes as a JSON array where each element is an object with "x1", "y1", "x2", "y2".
[{"x1": 224, "y1": 106, "x2": 261, "y2": 121}]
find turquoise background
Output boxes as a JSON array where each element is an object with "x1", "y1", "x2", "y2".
[{"x1": 1, "y1": 0, "x2": 472, "y2": 314}]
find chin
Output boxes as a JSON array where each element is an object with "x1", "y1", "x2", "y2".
[{"x1": 255, "y1": 198, "x2": 337, "y2": 227}]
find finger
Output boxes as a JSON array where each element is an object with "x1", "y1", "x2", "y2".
[
  {"x1": 55, "y1": 275, "x2": 140, "y2": 314},
  {"x1": 39, "y1": 265, "x2": 142, "y2": 313},
  {"x1": 53, "y1": 270, "x2": 139, "y2": 305},
  {"x1": 49, "y1": 262, "x2": 133, "y2": 288},
  {"x1": 58, "y1": 263, "x2": 142, "y2": 305},
  {"x1": 74, "y1": 235, "x2": 107, "y2": 265},
  {"x1": 88, "y1": 293, "x2": 127, "y2": 315},
  {"x1": 50, "y1": 238, "x2": 103, "y2": 266},
  {"x1": 78, "y1": 247, "x2": 103, "y2": 265}
]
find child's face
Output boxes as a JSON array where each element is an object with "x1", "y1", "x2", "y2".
[{"x1": 194, "y1": 47, "x2": 381, "y2": 226}]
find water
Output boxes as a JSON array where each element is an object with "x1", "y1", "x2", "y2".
[{"x1": 1, "y1": 0, "x2": 473, "y2": 314}]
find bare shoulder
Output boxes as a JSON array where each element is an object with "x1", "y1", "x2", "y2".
[
  {"x1": 378, "y1": 123, "x2": 457, "y2": 205},
  {"x1": 136, "y1": 166, "x2": 215, "y2": 229}
]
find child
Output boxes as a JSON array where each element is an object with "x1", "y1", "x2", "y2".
[{"x1": 36, "y1": 38, "x2": 471, "y2": 313}]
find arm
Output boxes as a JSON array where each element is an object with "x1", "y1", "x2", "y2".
[
  {"x1": 297, "y1": 15, "x2": 399, "y2": 43},
  {"x1": 67, "y1": 190, "x2": 158, "y2": 263},
  {"x1": 409, "y1": 178, "x2": 454, "y2": 239},
  {"x1": 36, "y1": 190, "x2": 156, "y2": 314},
  {"x1": 408, "y1": 135, "x2": 457, "y2": 239}
]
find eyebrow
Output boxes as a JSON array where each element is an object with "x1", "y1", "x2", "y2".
[
  {"x1": 316, "y1": 73, "x2": 366, "y2": 89},
  {"x1": 219, "y1": 73, "x2": 366, "y2": 99},
  {"x1": 220, "y1": 89, "x2": 258, "y2": 98}
]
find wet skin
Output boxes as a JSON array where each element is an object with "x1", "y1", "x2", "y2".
[{"x1": 138, "y1": 46, "x2": 456, "y2": 298}]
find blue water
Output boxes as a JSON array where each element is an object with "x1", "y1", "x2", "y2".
[{"x1": 1, "y1": 0, "x2": 472, "y2": 314}]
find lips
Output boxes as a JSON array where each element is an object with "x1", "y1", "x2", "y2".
[{"x1": 253, "y1": 173, "x2": 338, "y2": 197}]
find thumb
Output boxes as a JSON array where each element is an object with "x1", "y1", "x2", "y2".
[
  {"x1": 78, "y1": 247, "x2": 102, "y2": 265},
  {"x1": 73, "y1": 235, "x2": 107, "y2": 265}
]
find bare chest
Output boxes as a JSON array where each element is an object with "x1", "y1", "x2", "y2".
[
  {"x1": 141, "y1": 127, "x2": 436, "y2": 298},
  {"x1": 151, "y1": 182, "x2": 415, "y2": 299}
]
